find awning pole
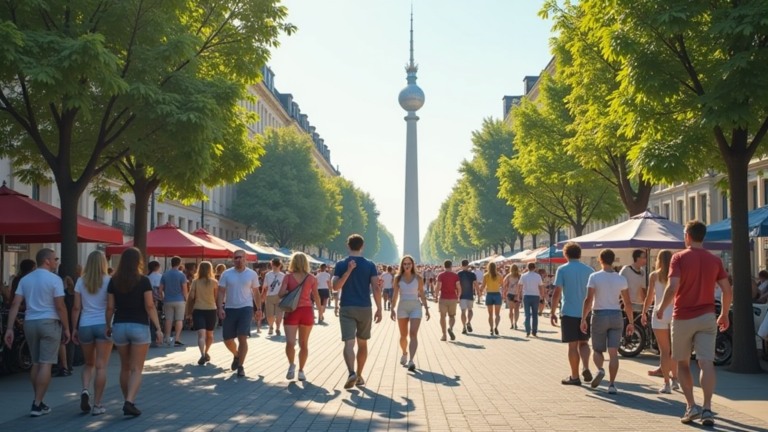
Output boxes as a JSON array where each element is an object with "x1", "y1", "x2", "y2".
[{"x1": 1, "y1": 235, "x2": 5, "y2": 290}]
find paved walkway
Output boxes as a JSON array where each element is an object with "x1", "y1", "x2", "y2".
[{"x1": 1, "y1": 303, "x2": 766, "y2": 431}]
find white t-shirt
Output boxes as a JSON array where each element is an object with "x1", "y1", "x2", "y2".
[
  {"x1": 619, "y1": 265, "x2": 646, "y2": 304},
  {"x1": 473, "y1": 270, "x2": 484, "y2": 282},
  {"x1": 316, "y1": 271, "x2": 331, "y2": 290},
  {"x1": 519, "y1": 272, "x2": 543, "y2": 296},
  {"x1": 587, "y1": 270, "x2": 628, "y2": 311},
  {"x1": 380, "y1": 272, "x2": 394, "y2": 289},
  {"x1": 218, "y1": 267, "x2": 260, "y2": 309},
  {"x1": 148, "y1": 271, "x2": 162, "y2": 298},
  {"x1": 75, "y1": 275, "x2": 110, "y2": 327},
  {"x1": 263, "y1": 271, "x2": 285, "y2": 296},
  {"x1": 16, "y1": 269, "x2": 65, "y2": 320}
]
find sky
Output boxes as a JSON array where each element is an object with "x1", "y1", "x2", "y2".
[{"x1": 269, "y1": 0, "x2": 555, "y2": 255}]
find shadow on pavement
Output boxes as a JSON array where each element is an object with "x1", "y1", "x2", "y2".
[
  {"x1": 343, "y1": 386, "x2": 414, "y2": 420},
  {"x1": 450, "y1": 341, "x2": 486, "y2": 349},
  {"x1": 408, "y1": 369, "x2": 461, "y2": 387}
]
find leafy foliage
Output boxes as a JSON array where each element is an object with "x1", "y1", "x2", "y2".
[
  {"x1": 326, "y1": 177, "x2": 368, "y2": 257},
  {"x1": 374, "y1": 223, "x2": 400, "y2": 264}
]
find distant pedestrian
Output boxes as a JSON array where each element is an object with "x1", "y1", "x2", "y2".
[
  {"x1": 482, "y1": 262, "x2": 503, "y2": 336},
  {"x1": 435, "y1": 260, "x2": 460, "y2": 341},
  {"x1": 656, "y1": 221, "x2": 732, "y2": 426},
  {"x1": 217, "y1": 250, "x2": 262, "y2": 378},
  {"x1": 158, "y1": 256, "x2": 188, "y2": 347},
  {"x1": 390, "y1": 255, "x2": 430, "y2": 371},
  {"x1": 278, "y1": 253, "x2": 320, "y2": 381},
  {"x1": 106, "y1": 247, "x2": 163, "y2": 416},
  {"x1": 316, "y1": 263, "x2": 332, "y2": 323},
  {"x1": 518, "y1": 263, "x2": 544, "y2": 337},
  {"x1": 550, "y1": 242, "x2": 594, "y2": 386},
  {"x1": 457, "y1": 260, "x2": 478, "y2": 334},
  {"x1": 381, "y1": 266, "x2": 395, "y2": 311},
  {"x1": 186, "y1": 261, "x2": 219, "y2": 366},
  {"x1": 262, "y1": 258, "x2": 285, "y2": 336},
  {"x1": 4, "y1": 248, "x2": 69, "y2": 417},
  {"x1": 71, "y1": 251, "x2": 113, "y2": 415},
  {"x1": 333, "y1": 234, "x2": 382, "y2": 389},
  {"x1": 503, "y1": 265, "x2": 521, "y2": 329},
  {"x1": 581, "y1": 249, "x2": 634, "y2": 394}
]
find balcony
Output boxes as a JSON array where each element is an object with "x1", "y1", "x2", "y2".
[{"x1": 112, "y1": 221, "x2": 135, "y2": 237}]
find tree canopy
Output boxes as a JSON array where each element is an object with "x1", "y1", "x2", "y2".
[
  {"x1": 326, "y1": 176, "x2": 368, "y2": 257},
  {"x1": 374, "y1": 223, "x2": 400, "y2": 264}
]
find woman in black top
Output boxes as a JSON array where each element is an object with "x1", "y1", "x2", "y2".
[{"x1": 105, "y1": 247, "x2": 162, "y2": 417}]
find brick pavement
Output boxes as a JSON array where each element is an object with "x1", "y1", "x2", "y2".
[{"x1": 1, "y1": 303, "x2": 766, "y2": 432}]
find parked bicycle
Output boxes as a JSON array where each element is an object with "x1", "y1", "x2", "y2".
[{"x1": 1, "y1": 310, "x2": 33, "y2": 374}]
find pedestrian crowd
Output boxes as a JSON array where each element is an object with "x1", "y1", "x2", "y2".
[{"x1": 1, "y1": 222, "x2": 738, "y2": 427}]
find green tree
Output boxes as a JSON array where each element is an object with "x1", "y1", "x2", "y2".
[
  {"x1": 230, "y1": 127, "x2": 338, "y2": 248},
  {"x1": 359, "y1": 192, "x2": 380, "y2": 258},
  {"x1": 0, "y1": 1, "x2": 294, "y2": 278},
  {"x1": 326, "y1": 177, "x2": 367, "y2": 257},
  {"x1": 500, "y1": 73, "x2": 623, "y2": 237},
  {"x1": 578, "y1": 0, "x2": 768, "y2": 373},
  {"x1": 374, "y1": 223, "x2": 400, "y2": 264},
  {"x1": 460, "y1": 118, "x2": 518, "y2": 252}
]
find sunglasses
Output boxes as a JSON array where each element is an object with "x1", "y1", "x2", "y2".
[{"x1": 234, "y1": 256, "x2": 244, "y2": 260}]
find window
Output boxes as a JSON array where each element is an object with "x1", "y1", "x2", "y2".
[
  {"x1": 722, "y1": 193, "x2": 729, "y2": 220},
  {"x1": 112, "y1": 207, "x2": 119, "y2": 223},
  {"x1": 753, "y1": 184, "x2": 758, "y2": 210},
  {"x1": 700, "y1": 194, "x2": 708, "y2": 223},
  {"x1": 689, "y1": 196, "x2": 696, "y2": 221},
  {"x1": 157, "y1": 212, "x2": 164, "y2": 225},
  {"x1": 168, "y1": 215, "x2": 175, "y2": 226},
  {"x1": 32, "y1": 183, "x2": 40, "y2": 201},
  {"x1": 676, "y1": 200, "x2": 684, "y2": 224},
  {"x1": 663, "y1": 203, "x2": 670, "y2": 218},
  {"x1": 188, "y1": 220, "x2": 193, "y2": 232},
  {"x1": 652, "y1": 205, "x2": 660, "y2": 215},
  {"x1": 179, "y1": 217, "x2": 185, "y2": 232},
  {"x1": 93, "y1": 200, "x2": 98, "y2": 221},
  {"x1": 764, "y1": 179, "x2": 768, "y2": 206},
  {"x1": 129, "y1": 204, "x2": 135, "y2": 226}
]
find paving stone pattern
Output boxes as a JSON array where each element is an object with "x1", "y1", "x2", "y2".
[{"x1": 1, "y1": 304, "x2": 766, "y2": 432}]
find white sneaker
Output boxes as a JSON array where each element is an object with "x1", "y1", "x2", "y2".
[
  {"x1": 407, "y1": 360, "x2": 416, "y2": 372},
  {"x1": 286, "y1": 364, "x2": 296, "y2": 380},
  {"x1": 659, "y1": 384, "x2": 671, "y2": 394},
  {"x1": 608, "y1": 384, "x2": 617, "y2": 394},
  {"x1": 400, "y1": 355, "x2": 407, "y2": 366},
  {"x1": 91, "y1": 405, "x2": 106, "y2": 416},
  {"x1": 298, "y1": 370, "x2": 306, "y2": 381},
  {"x1": 671, "y1": 379, "x2": 680, "y2": 391}
]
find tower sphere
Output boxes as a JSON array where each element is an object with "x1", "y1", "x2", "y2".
[{"x1": 398, "y1": 84, "x2": 425, "y2": 112}]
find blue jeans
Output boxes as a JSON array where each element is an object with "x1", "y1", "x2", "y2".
[{"x1": 523, "y1": 295, "x2": 540, "y2": 335}]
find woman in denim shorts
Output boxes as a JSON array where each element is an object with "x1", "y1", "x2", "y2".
[
  {"x1": 106, "y1": 248, "x2": 163, "y2": 417},
  {"x1": 72, "y1": 251, "x2": 113, "y2": 416}
]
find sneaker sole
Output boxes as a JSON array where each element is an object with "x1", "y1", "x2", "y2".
[
  {"x1": 448, "y1": 330, "x2": 455, "y2": 341},
  {"x1": 344, "y1": 376, "x2": 357, "y2": 389},
  {"x1": 701, "y1": 417, "x2": 715, "y2": 426},
  {"x1": 80, "y1": 392, "x2": 90, "y2": 412},
  {"x1": 408, "y1": 364, "x2": 416, "y2": 372},
  {"x1": 30, "y1": 411, "x2": 42, "y2": 417},
  {"x1": 591, "y1": 371, "x2": 605, "y2": 389}
]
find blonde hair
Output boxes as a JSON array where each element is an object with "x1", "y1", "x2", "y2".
[
  {"x1": 288, "y1": 252, "x2": 310, "y2": 274},
  {"x1": 508, "y1": 264, "x2": 520, "y2": 279},
  {"x1": 656, "y1": 250, "x2": 672, "y2": 284},
  {"x1": 215, "y1": 264, "x2": 226, "y2": 275},
  {"x1": 486, "y1": 261, "x2": 498, "y2": 280},
  {"x1": 83, "y1": 251, "x2": 108, "y2": 295},
  {"x1": 395, "y1": 255, "x2": 422, "y2": 285},
  {"x1": 195, "y1": 261, "x2": 214, "y2": 281}
]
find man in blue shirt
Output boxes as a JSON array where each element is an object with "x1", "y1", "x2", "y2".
[
  {"x1": 333, "y1": 234, "x2": 381, "y2": 389},
  {"x1": 551, "y1": 242, "x2": 595, "y2": 385},
  {"x1": 159, "y1": 256, "x2": 188, "y2": 347}
]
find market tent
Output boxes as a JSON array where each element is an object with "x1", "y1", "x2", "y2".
[
  {"x1": 191, "y1": 229, "x2": 256, "y2": 261},
  {"x1": 507, "y1": 249, "x2": 533, "y2": 261},
  {"x1": 558, "y1": 211, "x2": 732, "y2": 250},
  {"x1": 228, "y1": 239, "x2": 289, "y2": 261},
  {"x1": 533, "y1": 246, "x2": 567, "y2": 264},
  {"x1": 705, "y1": 205, "x2": 768, "y2": 241},
  {"x1": 520, "y1": 247, "x2": 548, "y2": 263},
  {"x1": 105, "y1": 223, "x2": 230, "y2": 258}
]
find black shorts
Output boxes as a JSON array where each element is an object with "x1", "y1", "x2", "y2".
[
  {"x1": 318, "y1": 289, "x2": 330, "y2": 301},
  {"x1": 193, "y1": 309, "x2": 217, "y2": 331},
  {"x1": 561, "y1": 315, "x2": 590, "y2": 343},
  {"x1": 223, "y1": 306, "x2": 253, "y2": 340},
  {"x1": 506, "y1": 293, "x2": 517, "y2": 303}
]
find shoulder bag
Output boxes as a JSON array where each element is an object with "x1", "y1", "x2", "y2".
[{"x1": 278, "y1": 274, "x2": 309, "y2": 313}]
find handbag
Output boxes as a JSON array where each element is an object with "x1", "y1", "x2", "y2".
[{"x1": 278, "y1": 274, "x2": 308, "y2": 313}]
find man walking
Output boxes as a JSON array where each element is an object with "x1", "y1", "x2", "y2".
[
  {"x1": 657, "y1": 220, "x2": 732, "y2": 426},
  {"x1": 217, "y1": 250, "x2": 261, "y2": 378},
  {"x1": 4, "y1": 248, "x2": 70, "y2": 416},
  {"x1": 457, "y1": 260, "x2": 478, "y2": 334},
  {"x1": 435, "y1": 260, "x2": 460, "y2": 341},
  {"x1": 581, "y1": 249, "x2": 634, "y2": 394},
  {"x1": 159, "y1": 256, "x2": 188, "y2": 347},
  {"x1": 518, "y1": 263, "x2": 544, "y2": 337},
  {"x1": 333, "y1": 234, "x2": 381, "y2": 389},
  {"x1": 551, "y1": 242, "x2": 594, "y2": 385}
]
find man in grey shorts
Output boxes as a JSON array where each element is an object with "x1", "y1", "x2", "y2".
[
  {"x1": 333, "y1": 234, "x2": 382, "y2": 389},
  {"x1": 3, "y1": 248, "x2": 70, "y2": 417},
  {"x1": 581, "y1": 249, "x2": 634, "y2": 394}
]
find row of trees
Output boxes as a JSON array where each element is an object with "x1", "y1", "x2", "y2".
[
  {"x1": 230, "y1": 127, "x2": 399, "y2": 262},
  {"x1": 425, "y1": 0, "x2": 768, "y2": 373}
]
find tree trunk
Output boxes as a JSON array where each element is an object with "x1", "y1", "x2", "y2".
[
  {"x1": 532, "y1": 234, "x2": 538, "y2": 249},
  {"x1": 57, "y1": 182, "x2": 85, "y2": 280},
  {"x1": 132, "y1": 186, "x2": 152, "y2": 259},
  {"x1": 574, "y1": 224, "x2": 584, "y2": 237},
  {"x1": 725, "y1": 153, "x2": 762, "y2": 374}
]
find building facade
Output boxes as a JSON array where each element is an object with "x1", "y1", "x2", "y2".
[{"x1": 1, "y1": 65, "x2": 338, "y2": 285}]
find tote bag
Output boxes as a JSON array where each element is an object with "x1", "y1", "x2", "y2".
[{"x1": 278, "y1": 274, "x2": 308, "y2": 313}]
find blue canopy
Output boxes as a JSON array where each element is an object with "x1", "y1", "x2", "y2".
[
  {"x1": 536, "y1": 246, "x2": 564, "y2": 260},
  {"x1": 705, "y1": 205, "x2": 768, "y2": 241},
  {"x1": 228, "y1": 239, "x2": 289, "y2": 261}
]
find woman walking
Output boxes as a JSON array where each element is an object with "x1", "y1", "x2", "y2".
[
  {"x1": 106, "y1": 247, "x2": 163, "y2": 417},
  {"x1": 482, "y1": 262, "x2": 504, "y2": 336},
  {"x1": 262, "y1": 258, "x2": 285, "y2": 336},
  {"x1": 390, "y1": 255, "x2": 430, "y2": 371},
  {"x1": 278, "y1": 253, "x2": 320, "y2": 381},
  {"x1": 503, "y1": 265, "x2": 521, "y2": 329},
  {"x1": 71, "y1": 251, "x2": 112, "y2": 415},
  {"x1": 186, "y1": 261, "x2": 219, "y2": 366},
  {"x1": 641, "y1": 250, "x2": 679, "y2": 393}
]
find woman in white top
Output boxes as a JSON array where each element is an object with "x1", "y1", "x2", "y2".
[
  {"x1": 641, "y1": 250, "x2": 679, "y2": 394},
  {"x1": 390, "y1": 255, "x2": 430, "y2": 371},
  {"x1": 503, "y1": 265, "x2": 521, "y2": 329},
  {"x1": 71, "y1": 251, "x2": 112, "y2": 416},
  {"x1": 261, "y1": 258, "x2": 285, "y2": 336}
]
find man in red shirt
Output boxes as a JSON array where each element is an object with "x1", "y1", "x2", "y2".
[
  {"x1": 435, "y1": 260, "x2": 460, "y2": 341},
  {"x1": 657, "y1": 220, "x2": 732, "y2": 427}
]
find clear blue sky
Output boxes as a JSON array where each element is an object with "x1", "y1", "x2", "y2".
[{"x1": 269, "y1": 0, "x2": 554, "y2": 255}]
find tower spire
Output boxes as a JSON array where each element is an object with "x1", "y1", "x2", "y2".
[
  {"x1": 405, "y1": 2, "x2": 418, "y2": 81},
  {"x1": 409, "y1": 3, "x2": 414, "y2": 69}
]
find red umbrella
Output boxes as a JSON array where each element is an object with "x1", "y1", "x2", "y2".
[
  {"x1": 106, "y1": 223, "x2": 230, "y2": 259},
  {"x1": 190, "y1": 229, "x2": 257, "y2": 261}
]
